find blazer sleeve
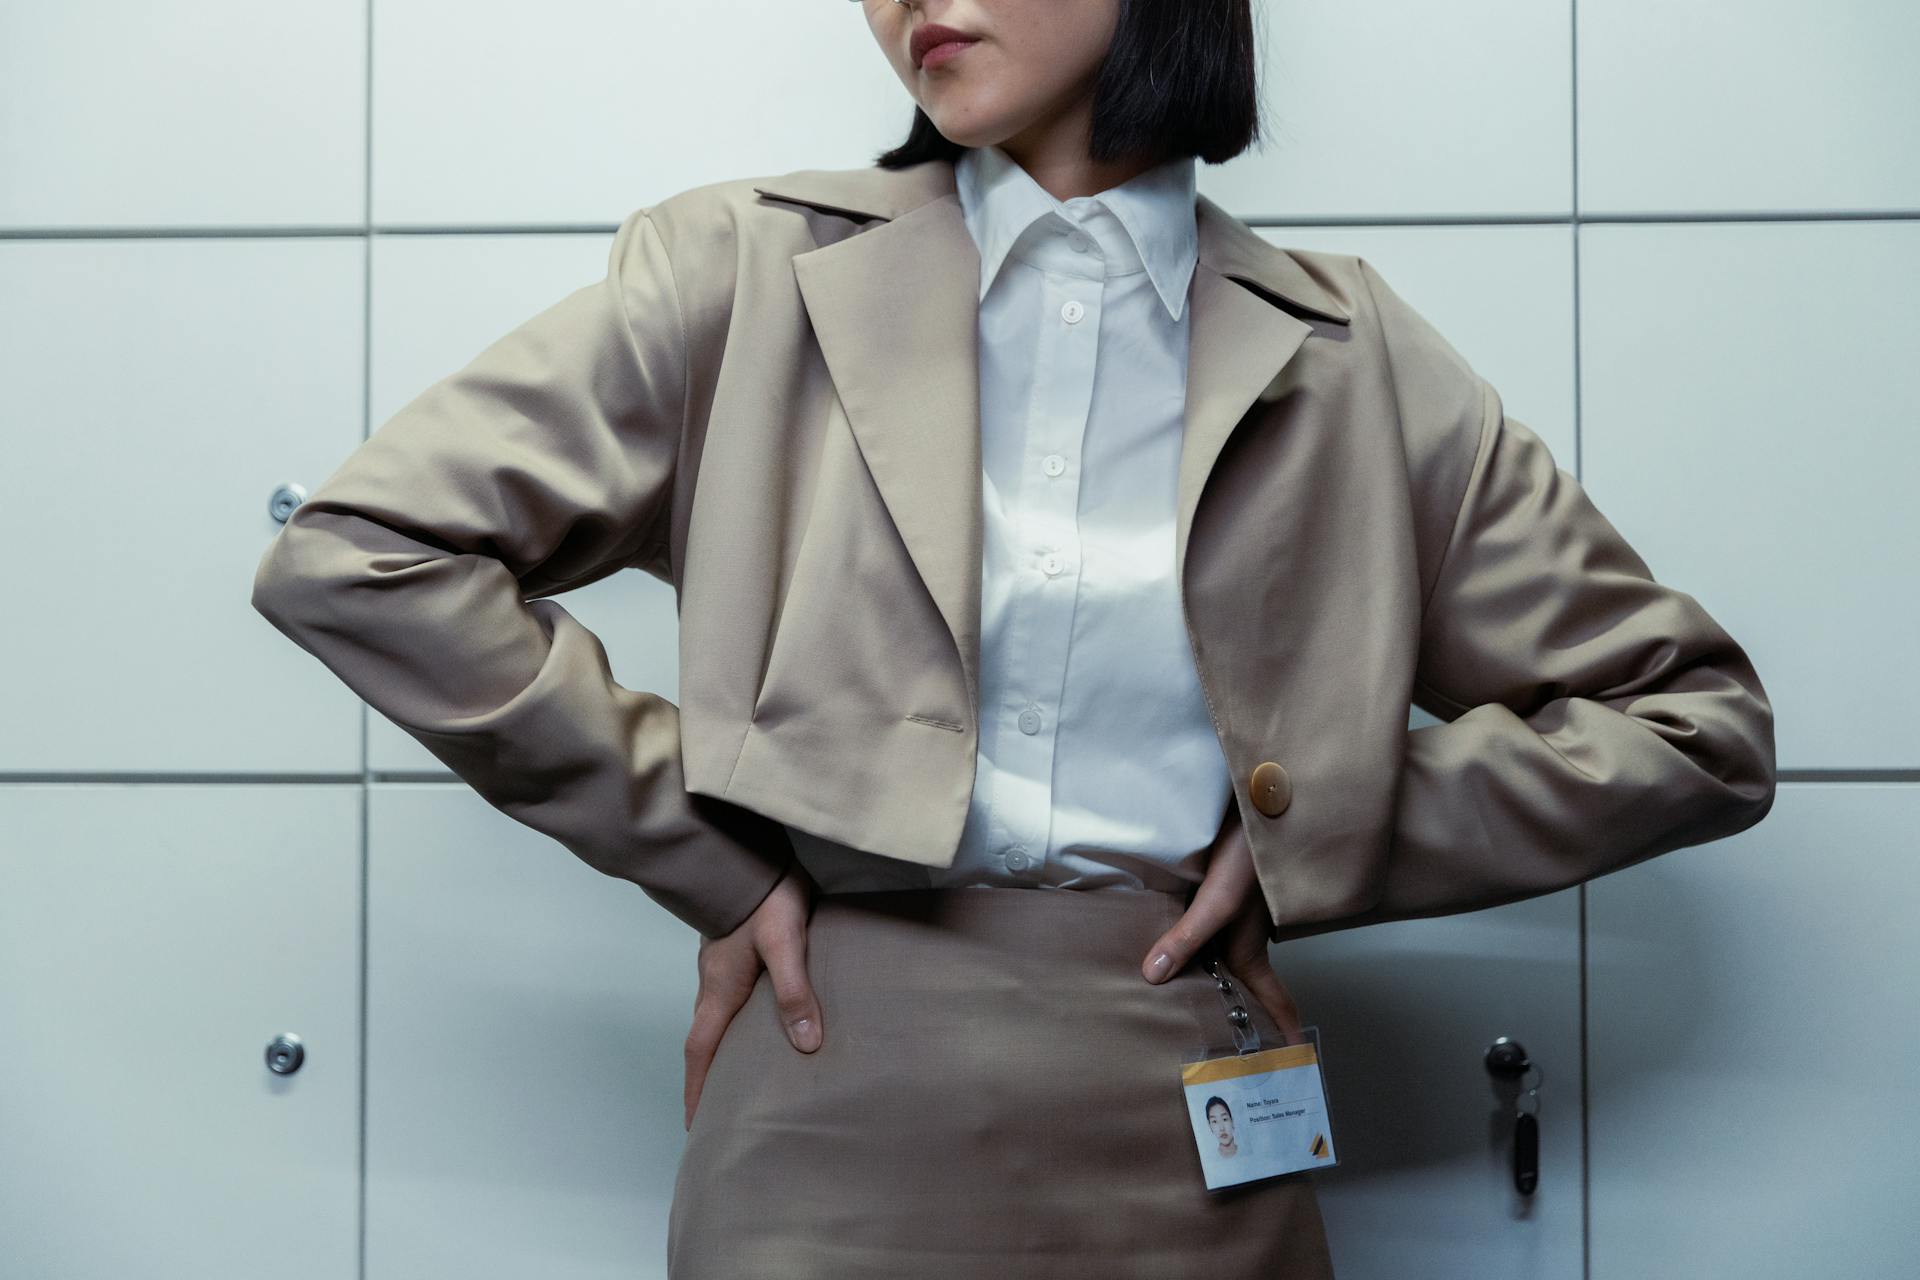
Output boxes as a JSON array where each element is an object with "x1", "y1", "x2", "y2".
[
  {"x1": 249, "y1": 207, "x2": 795, "y2": 940},
  {"x1": 1275, "y1": 259, "x2": 1778, "y2": 941}
]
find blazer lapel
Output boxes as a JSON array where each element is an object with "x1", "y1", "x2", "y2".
[
  {"x1": 1180, "y1": 213, "x2": 1313, "y2": 584},
  {"x1": 785, "y1": 188, "x2": 988, "y2": 714},
  {"x1": 754, "y1": 159, "x2": 1354, "y2": 719}
]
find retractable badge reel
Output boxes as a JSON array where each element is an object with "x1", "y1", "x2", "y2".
[{"x1": 1179, "y1": 945, "x2": 1339, "y2": 1192}]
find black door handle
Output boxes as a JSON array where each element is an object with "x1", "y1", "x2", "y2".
[{"x1": 1485, "y1": 1036, "x2": 1542, "y2": 1196}]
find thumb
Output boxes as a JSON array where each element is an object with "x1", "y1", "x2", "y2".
[
  {"x1": 757, "y1": 916, "x2": 823, "y2": 1053},
  {"x1": 1141, "y1": 868, "x2": 1244, "y2": 984}
]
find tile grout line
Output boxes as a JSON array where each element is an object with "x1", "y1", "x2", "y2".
[
  {"x1": 1, "y1": 212, "x2": 1917, "y2": 244},
  {"x1": 1571, "y1": 3, "x2": 1592, "y2": 1276},
  {"x1": 358, "y1": 1, "x2": 373, "y2": 1277},
  {"x1": 0, "y1": 769, "x2": 1895, "y2": 786}
]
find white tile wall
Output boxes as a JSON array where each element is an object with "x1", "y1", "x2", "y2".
[
  {"x1": 1578, "y1": 0, "x2": 1920, "y2": 214},
  {"x1": 0, "y1": 236, "x2": 366, "y2": 774},
  {"x1": 1588, "y1": 784, "x2": 1920, "y2": 1277},
  {"x1": 1203, "y1": 0, "x2": 1573, "y2": 219},
  {"x1": 0, "y1": 1, "x2": 366, "y2": 229},
  {"x1": 0, "y1": 784, "x2": 362, "y2": 1279},
  {"x1": 363, "y1": 785, "x2": 699, "y2": 1279},
  {"x1": 370, "y1": 0, "x2": 904, "y2": 224}
]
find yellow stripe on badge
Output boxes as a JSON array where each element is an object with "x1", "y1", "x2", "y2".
[
  {"x1": 1181, "y1": 1043, "x2": 1319, "y2": 1084},
  {"x1": 1310, "y1": 1133, "x2": 1329, "y2": 1157}
]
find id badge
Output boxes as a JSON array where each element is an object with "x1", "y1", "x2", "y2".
[{"x1": 1180, "y1": 949, "x2": 1339, "y2": 1192}]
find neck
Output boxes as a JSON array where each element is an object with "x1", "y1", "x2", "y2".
[{"x1": 995, "y1": 105, "x2": 1166, "y2": 202}]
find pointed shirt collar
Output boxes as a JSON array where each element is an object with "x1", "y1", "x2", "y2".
[{"x1": 953, "y1": 144, "x2": 1200, "y2": 322}]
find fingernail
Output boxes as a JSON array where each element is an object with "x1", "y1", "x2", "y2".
[
  {"x1": 788, "y1": 1017, "x2": 819, "y2": 1051},
  {"x1": 1147, "y1": 952, "x2": 1172, "y2": 982}
]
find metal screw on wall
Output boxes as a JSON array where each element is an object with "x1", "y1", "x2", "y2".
[
  {"x1": 268, "y1": 482, "x2": 308, "y2": 524},
  {"x1": 265, "y1": 1033, "x2": 306, "y2": 1076}
]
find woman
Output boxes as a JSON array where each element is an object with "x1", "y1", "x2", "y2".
[
  {"x1": 251, "y1": 0, "x2": 1777, "y2": 1274},
  {"x1": 671, "y1": 1, "x2": 1339, "y2": 1273}
]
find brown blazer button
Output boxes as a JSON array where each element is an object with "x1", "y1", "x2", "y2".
[{"x1": 1249, "y1": 761, "x2": 1292, "y2": 817}]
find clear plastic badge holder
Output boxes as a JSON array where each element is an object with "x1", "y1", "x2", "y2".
[{"x1": 1179, "y1": 946, "x2": 1339, "y2": 1192}]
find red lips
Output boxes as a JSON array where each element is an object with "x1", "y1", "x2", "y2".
[{"x1": 911, "y1": 23, "x2": 980, "y2": 69}]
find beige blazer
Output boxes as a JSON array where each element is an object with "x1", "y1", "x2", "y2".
[{"x1": 250, "y1": 156, "x2": 1777, "y2": 943}]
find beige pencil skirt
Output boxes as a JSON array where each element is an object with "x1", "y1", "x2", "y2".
[{"x1": 667, "y1": 884, "x2": 1336, "y2": 1279}]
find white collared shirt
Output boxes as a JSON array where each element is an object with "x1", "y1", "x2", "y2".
[{"x1": 784, "y1": 143, "x2": 1234, "y2": 894}]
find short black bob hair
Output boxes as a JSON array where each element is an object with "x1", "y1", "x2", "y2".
[{"x1": 875, "y1": 0, "x2": 1262, "y2": 170}]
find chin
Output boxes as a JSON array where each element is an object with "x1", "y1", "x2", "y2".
[{"x1": 917, "y1": 99, "x2": 1017, "y2": 148}]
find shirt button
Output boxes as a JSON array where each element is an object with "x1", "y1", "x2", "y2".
[
  {"x1": 1017, "y1": 708, "x2": 1042, "y2": 734},
  {"x1": 1060, "y1": 300, "x2": 1085, "y2": 324},
  {"x1": 1006, "y1": 847, "x2": 1030, "y2": 872},
  {"x1": 1042, "y1": 453, "x2": 1066, "y2": 477},
  {"x1": 1040, "y1": 551, "x2": 1064, "y2": 576},
  {"x1": 1068, "y1": 231, "x2": 1091, "y2": 253}
]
